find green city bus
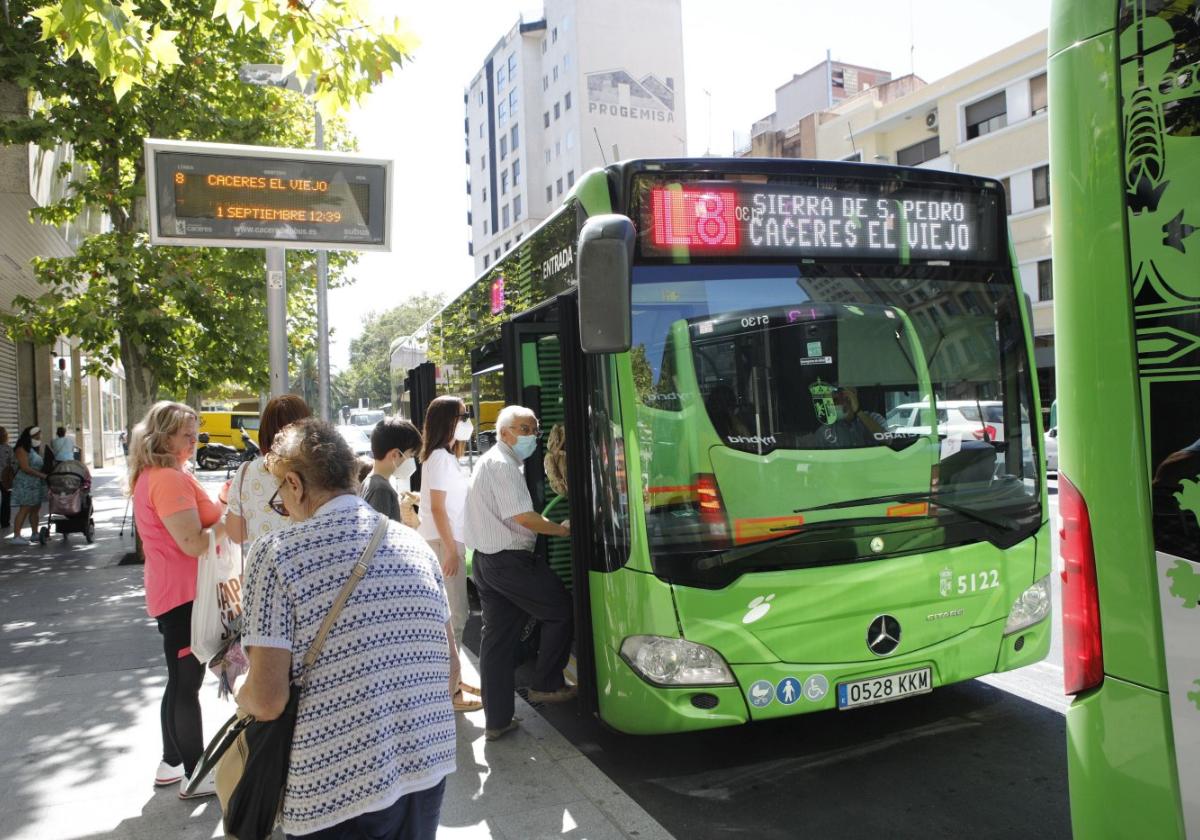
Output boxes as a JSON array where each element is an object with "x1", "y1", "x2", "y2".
[
  {"x1": 424, "y1": 158, "x2": 1051, "y2": 734},
  {"x1": 1050, "y1": 0, "x2": 1199, "y2": 835}
]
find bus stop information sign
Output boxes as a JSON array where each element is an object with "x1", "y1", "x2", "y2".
[{"x1": 145, "y1": 138, "x2": 391, "y2": 251}]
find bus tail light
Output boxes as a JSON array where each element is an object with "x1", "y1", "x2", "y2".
[
  {"x1": 972, "y1": 425, "x2": 997, "y2": 441},
  {"x1": 1059, "y1": 473, "x2": 1103, "y2": 695},
  {"x1": 695, "y1": 474, "x2": 726, "y2": 524}
]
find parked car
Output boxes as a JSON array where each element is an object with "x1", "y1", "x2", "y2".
[
  {"x1": 885, "y1": 400, "x2": 1013, "y2": 441},
  {"x1": 335, "y1": 424, "x2": 373, "y2": 457},
  {"x1": 1044, "y1": 426, "x2": 1059, "y2": 473}
]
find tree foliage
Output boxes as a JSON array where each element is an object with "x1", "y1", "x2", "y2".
[
  {"x1": 335, "y1": 293, "x2": 444, "y2": 408},
  {"x1": 30, "y1": 0, "x2": 417, "y2": 117},
  {"x1": 0, "y1": 0, "x2": 411, "y2": 427}
]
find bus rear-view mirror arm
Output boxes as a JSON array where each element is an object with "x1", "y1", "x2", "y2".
[{"x1": 577, "y1": 214, "x2": 635, "y2": 354}]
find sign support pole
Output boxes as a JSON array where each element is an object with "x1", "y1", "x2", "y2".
[
  {"x1": 266, "y1": 247, "x2": 288, "y2": 398},
  {"x1": 314, "y1": 112, "x2": 331, "y2": 422}
]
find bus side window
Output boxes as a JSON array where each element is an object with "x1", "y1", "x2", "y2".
[{"x1": 588, "y1": 354, "x2": 630, "y2": 571}]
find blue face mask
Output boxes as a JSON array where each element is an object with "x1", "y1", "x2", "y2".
[{"x1": 513, "y1": 434, "x2": 538, "y2": 460}]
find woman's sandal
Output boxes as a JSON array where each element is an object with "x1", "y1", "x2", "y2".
[
  {"x1": 452, "y1": 690, "x2": 483, "y2": 712},
  {"x1": 459, "y1": 681, "x2": 481, "y2": 696}
]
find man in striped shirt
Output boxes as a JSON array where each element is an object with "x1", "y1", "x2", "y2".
[{"x1": 463, "y1": 405, "x2": 574, "y2": 740}]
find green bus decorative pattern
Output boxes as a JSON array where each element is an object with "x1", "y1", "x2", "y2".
[{"x1": 1121, "y1": 0, "x2": 1200, "y2": 833}]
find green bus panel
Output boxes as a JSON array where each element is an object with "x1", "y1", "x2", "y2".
[{"x1": 1051, "y1": 0, "x2": 1200, "y2": 835}]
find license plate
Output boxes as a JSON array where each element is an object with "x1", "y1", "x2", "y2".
[{"x1": 837, "y1": 667, "x2": 932, "y2": 710}]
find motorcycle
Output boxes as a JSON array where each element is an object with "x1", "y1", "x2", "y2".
[{"x1": 195, "y1": 430, "x2": 258, "y2": 472}]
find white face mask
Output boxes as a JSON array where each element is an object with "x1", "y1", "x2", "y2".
[
  {"x1": 454, "y1": 419, "x2": 474, "y2": 442},
  {"x1": 396, "y1": 455, "x2": 417, "y2": 481}
]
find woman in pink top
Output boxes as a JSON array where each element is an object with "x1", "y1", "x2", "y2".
[{"x1": 129, "y1": 401, "x2": 224, "y2": 799}]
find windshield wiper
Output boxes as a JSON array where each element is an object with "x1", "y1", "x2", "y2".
[{"x1": 794, "y1": 491, "x2": 1019, "y2": 531}]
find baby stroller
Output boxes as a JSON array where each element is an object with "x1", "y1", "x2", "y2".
[{"x1": 40, "y1": 460, "x2": 95, "y2": 544}]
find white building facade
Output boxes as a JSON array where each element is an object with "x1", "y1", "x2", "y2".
[{"x1": 465, "y1": 0, "x2": 686, "y2": 276}]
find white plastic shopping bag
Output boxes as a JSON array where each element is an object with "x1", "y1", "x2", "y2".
[{"x1": 191, "y1": 531, "x2": 243, "y2": 664}]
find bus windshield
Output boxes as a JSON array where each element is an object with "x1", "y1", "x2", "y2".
[{"x1": 630, "y1": 262, "x2": 1040, "y2": 581}]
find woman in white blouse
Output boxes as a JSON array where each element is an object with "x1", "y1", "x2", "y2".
[
  {"x1": 224, "y1": 395, "x2": 312, "y2": 550},
  {"x1": 418, "y1": 395, "x2": 480, "y2": 711}
]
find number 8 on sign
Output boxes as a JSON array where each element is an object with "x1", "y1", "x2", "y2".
[{"x1": 650, "y1": 187, "x2": 739, "y2": 251}]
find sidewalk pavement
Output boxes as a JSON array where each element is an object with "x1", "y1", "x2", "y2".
[{"x1": 0, "y1": 467, "x2": 674, "y2": 840}]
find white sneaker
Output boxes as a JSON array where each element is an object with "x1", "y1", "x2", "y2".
[
  {"x1": 179, "y1": 771, "x2": 217, "y2": 799},
  {"x1": 6, "y1": 535, "x2": 27, "y2": 546},
  {"x1": 155, "y1": 761, "x2": 184, "y2": 786},
  {"x1": 27, "y1": 535, "x2": 39, "y2": 545}
]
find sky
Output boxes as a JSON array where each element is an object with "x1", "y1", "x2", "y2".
[{"x1": 330, "y1": 0, "x2": 1051, "y2": 370}]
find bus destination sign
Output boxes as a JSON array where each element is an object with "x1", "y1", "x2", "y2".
[
  {"x1": 640, "y1": 181, "x2": 999, "y2": 262},
  {"x1": 147, "y1": 140, "x2": 391, "y2": 251}
]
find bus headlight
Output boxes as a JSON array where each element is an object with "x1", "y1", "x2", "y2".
[
  {"x1": 619, "y1": 635, "x2": 736, "y2": 686},
  {"x1": 1003, "y1": 575, "x2": 1052, "y2": 636}
]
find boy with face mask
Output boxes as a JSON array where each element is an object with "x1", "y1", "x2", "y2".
[{"x1": 360, "y1": 418, "x2": 422, "y2": 525}]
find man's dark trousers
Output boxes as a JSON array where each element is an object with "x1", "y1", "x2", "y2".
[{"x1": 473, "y1": 548, "x2": 573, "y2": 729}]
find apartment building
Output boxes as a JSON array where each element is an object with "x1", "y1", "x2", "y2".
[
  {"x1": 743, "y1": 31, "x2": 1056, "y2": 404},
  {"x1": 1, "y1": 82, "x2": 126, "y2": 466},
  {"x1": 464, "y1": 0, "x2": 686, "y2": 276}
]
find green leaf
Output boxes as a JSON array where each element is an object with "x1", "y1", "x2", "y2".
[{"x1": 147, "y1": 27, "x2": 182, "y2": 68}]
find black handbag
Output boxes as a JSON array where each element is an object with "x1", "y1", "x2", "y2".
[{"x1": 186, "y1": 516, "x2": 390, "y2": 840}]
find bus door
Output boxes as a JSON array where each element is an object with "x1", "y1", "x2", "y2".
[
  {"x1": 502, "y1": 296, "x2": 599, "y2": 713},
  {"x1": 405, "y1": 361, "x2": 436, "y2": 491}
]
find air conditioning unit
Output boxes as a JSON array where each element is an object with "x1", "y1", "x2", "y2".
[{"x1": 925, "y1": 109, "x2": 939, "y2": 132}]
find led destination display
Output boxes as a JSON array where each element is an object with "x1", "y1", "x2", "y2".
[
  {"x1": 150, "y1": 148, "x2": 389, "y2": 249},
  {"x1": 640, "y1": 181, "x2": 999, "y2": 262}
]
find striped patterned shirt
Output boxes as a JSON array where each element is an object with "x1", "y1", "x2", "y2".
[
  {"x1": 463, "y1": 440, "x2": 537, "y2": 554},
  {"x1": 242, "y1": 494, "x2": 455, "y2": 836}
]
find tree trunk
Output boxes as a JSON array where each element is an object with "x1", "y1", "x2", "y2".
[{"x1": 120, "y1": 330, "x2": 158, "y2": 433}]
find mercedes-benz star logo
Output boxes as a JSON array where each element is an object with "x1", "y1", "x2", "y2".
[{"x1": 867, "y1": 614, "x2": 902, "y2": 656}]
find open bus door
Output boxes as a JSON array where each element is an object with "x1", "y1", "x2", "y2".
[
  {"x1": 501, "y1": 294, "x2": 598, "y2": 717},
  {"x1": 405, "y1": 361, "x2": 436, "y2": 491}
]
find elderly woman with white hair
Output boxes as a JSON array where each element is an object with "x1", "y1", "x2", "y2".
[
  {"x1": 237, "y1": 418, "x2": 455, "y2": 839},
  {"x1": 462, "y1": 404, "x2": 574, "y2": 742}
]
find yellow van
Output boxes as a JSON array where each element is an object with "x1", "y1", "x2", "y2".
[{"x1": 198, "y1": 411, "x2": 260, "y2": 449}]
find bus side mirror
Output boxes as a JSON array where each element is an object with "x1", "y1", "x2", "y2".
[{"x1": 577, "y1": 214, "x2": 635, "y2": 354}]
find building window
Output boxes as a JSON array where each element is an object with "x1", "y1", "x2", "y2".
[
  {"x1": 564, "y1": 92, "x2": 571, "y2": 110},
  {"x1": 546, "y1": 185, "x2": 553, "y2": 203},
  {"x1": 501, "y1": 171, "x2": 509, "y2": 195},
  {"x1": 555, "y1": 140, "x2": 560, "y2": 158},
  {"x1": 516, "y1": 233, "x2": 522, "y2": 242},
  {"x1": 483, "y1": 218, "x2": 488, "y2": 234},
  {"x1": 1000, "y1": 177, "x2": 1013, "y2": 215},
  {"x1": 965, "y1": 91, "x2": 1007, "y2": 139},
  {"x1": 552, "y1": 26, "x2": 557, "y2": 43},
  {"x1": 543, "y1": 75, "x2": 549, "y2": 91},
  {"x1": 499, "y1": 136, "x2": 507, "y2": 159},
  {"x1": 484, "y1": 254, "x2": 490, "y2": 269},
  {"x1": 566, "y1": 129, "x2": 575, "y2": 150},
  {"x1": 514, "y1": 194, "x2": 522, "y2": 221},
  {"x1": 481, "y1": 154, "x2": 486, "y2": 171},
  {"x1": 553, "y1": 66, "x2": 558, "y2": 82},
  {"x1": 545, "y1": 149, "x2": 551, "y2": 164},
  {"x1": 494, "y1": 247, "x2": 501, "y2": 261},
  {"x1": 554, "y1": 102, "x2": 560, "y2": 120},
  {"x1": 512, "y1": 158, "x2": 521, "y2": 185},
  {"x1": 895, "y1": 136, "x2": 940, "y2": 166},
  {"x1": 507, "y1": 53, "x2": 517, "y2": 80},
  {"x1": 542, "y1": 40, "x2": 547, "y2": 54},
  {"x1": 497, "y1": 66, "x2": 506, "y2": 89},
  {"x1": 511, "y1": 124, "x2": 519, "y2": 151},
  {"x1": 509, "y1": 89, "x2": 518, "y2": 113},
  {"x1": 567, "y1": 170, "x2": 574, "y2": 188},
  {"x1": 478, "y1": 90, "x2": 484, "y2": 106},
  {"x1": 1030, "y1": 73, "x2": 1048, "y2": 115},
  {"x1": 1037, "y1": 259, "x2": 1053, "y2": 300},
  {"x1": 544, "y1": 111, "x2": 550, "y2": 128},
  {"x1": 1033, "y1": 165, "x2": 1050, "y2": 207},
  {"x1": 556, "y1": 177, "x2": 563, "y2": 196},
  {"x1": 563, "y1": 53, "x2": 570, "y2": 72},
  {"x1": 498, "y1": 100, "x2": 507, "y2": 125},
  {"x1": 504, "y1": 240, "x2": 510, "y2": 252},
  {"x1": 479, "y1": 123, "x2": 484, "y2": 138},
  {"x1": 502, "y1": 205, "x2": 510, "y2": 229},
  {"x1": 482, "y1": 186, "x2": 487, "y2": 202}
]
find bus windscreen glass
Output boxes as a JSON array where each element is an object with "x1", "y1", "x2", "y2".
[
  {"x1": 629, "y1": 261, "x2": 1040, "y2": 584},
  {"x1": 637, "y1": 179, "x2": 1001, "y2": 263}
]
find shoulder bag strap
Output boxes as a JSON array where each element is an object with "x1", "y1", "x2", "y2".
[
  {"x1": 295, "y1": 515, "x2": 389, "y2": 685},
  {"x1": 236, "y1": 461, "x2": 250, "y2": 571}
]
